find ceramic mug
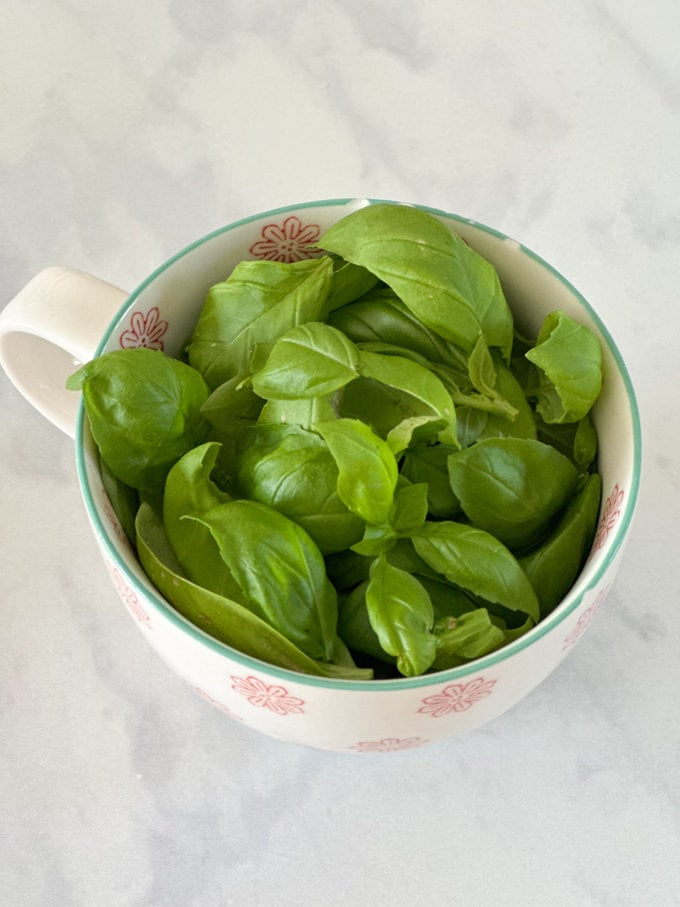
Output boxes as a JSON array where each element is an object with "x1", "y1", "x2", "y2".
[{"x1": 0, "y1": 199, "x2": 642, "y2": 753}]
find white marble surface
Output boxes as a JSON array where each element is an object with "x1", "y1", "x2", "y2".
[{"x1": 2, "y1": 2, "x2": 679, "y2": 904}]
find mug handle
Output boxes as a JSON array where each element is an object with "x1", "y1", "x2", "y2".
[{"x1": 0, "y1": 267, "x2": 128, "y2": 438}]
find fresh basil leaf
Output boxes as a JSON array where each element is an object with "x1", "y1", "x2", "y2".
[
  {"x1": 339, "y1": 377, "x2": 440, "y2": 442},
  {"x1": 67, "y1": 348, "x2": 211, "y2": 497},
  {"x1": 319, "y1": 204, "x2": 514, "y2": 357},
  {"x1": 474, "y1": 356, "x2": 537, "y2": 441},
  {"x1": 350, "y1": 481, "x2": 429, "y2": 557},
  {"x1": 525, "y1": 310, "x2": 602, "y2": 423},
  {"x1": 189, "y1": 499, "x2": 338, "y2": 662},
  {"x1": 432, "y1": 609, "x2": 506, "y2": 670},
  {"x1": 188, "y1": 256, "x2": 334, "y2": 388},
  {"x1": 417, "y1": 575, "x2": 479, "y2": 619},
  {"x1": 329, "y1": 291, "x2": 469, "y2": 374},
  {"x1": 338, "y1": 580, "x2": 395, "y2": 666},
  {"x1": 401, "y1": 443, "x2": 461, "y2": 518},
  {"x1": 326, "y1": 259, "x2": 381, "y2": 311},
  {"x1": 99, "y1": 453, "x2": 139, "y2": 546},
  {"x1": 163, "y1": 442, "x2": 245, "y2": 602},
  {"x1": 365, "y1": 553, "x2": 436, "y2": 677},
  {"x1": 201, "y1": 370, "x2": 264, "y2": 433},
  {"x1": 251, "y1": 322, "x2": 361, "y2": 400},
  {"x1": 136, "y1": 503, "x2": 370, "y2": 679},
  {"x1": 358, "y1": 349, "x2": 458, "y2": 446},
  {"x1": 535, "y1": 412, "x2": 598, "y2": 470},
  {"x1": 257, "y1": 394, "x2": 337, "y2": 429},
  {"x1": 386, "y1": 416, "x2": 445, "y2": 455},
  {"x1": 315, "y1": 418, "x2": 399, "y2": 525},
  {"x1": 236, "y1": 424, "x2": 363, "y2": 554},
  {"x1": 412, "y1": 520, "x2": 539, "y2": 622},
  {"x1": 520, "y1": 473, "x2": 601, "y2": 617},
  {"x1": 447, "y1": 437, "x2": 578, "y2": 549}
]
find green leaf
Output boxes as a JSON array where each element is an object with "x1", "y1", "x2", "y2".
[
  {"x1": 67, "y1": 347, "x2": 211, "y2": 497},
  {"x1": 99, "y1": 454, "x2": 139, "y2": 545},
  {"x1": 136, "y1": 503, "x2": 370, "y2": 679},
  {"x1": 401, "y1": 443, "x2": 461, "y2": 518},
  {"x1": 251, "y1": 321, "x2": 360, "y2": 399},
  {"x1": 200, "y1": 370, "x2": 264, "y2": 433},
  {"x1": 350, "y1": 481, "x2": 430, "y2": 557},
  {"x1": 329, "y1": 290, "x2": 469, "y2": 373},
  {"x1": 412, "y1": 520, "x2": 539, "y2": 622},
  {"x1": 358, "y1": 349, "x2": 458, "y2": 446},
  {"x1": 525, "y1": 310, "x2": 602, "y2": 423},
  {"x1": 163, "y1": 442, "x2": 244, "y2": 602},
  {"x1": 338, "y1": 580, "x2": 395, "y2": 666},
  {"x1": 257, "y1": 394, "x2": 337, "y2": 429},
  {"x1": 520, "y1": 473, "x2": 602, "y2": 617},
  {"x1": 315, "y1": 418, "x2": 399, "y2": 525},
  {"x1": 365, "y1": 554, "x2": 436, "y2": 677},
  {"x1": 189, "y1": 499, "x2": 338, "y2": 662},
  {"x1": 187, "y1": 256, "x2": 334, "y2": 389},
  {"x1": 319, "y1": 204, "x2": 513, "y2": 357},
  {"x1": 432, "y1": 609, "x2": 507, "y2": 670},
  {"x1": 447, "y1": 437, "x2": 579, "y2": 549},
  {"x1": 535, "y1": 412, "x2": 598, "y2": 470},
  {"x1": 326, "y1": 259, "x2": 381, "y2": 311},
  {"x1": 236, "y1": 424, "x2": 363, "y2": 554}
]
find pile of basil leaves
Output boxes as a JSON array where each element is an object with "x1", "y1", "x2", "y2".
[{"x1": 68, "y1": 204, "x2": 603, "y2": 680}]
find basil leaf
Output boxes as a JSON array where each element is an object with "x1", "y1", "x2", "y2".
[
  {"x1": 257, "y1": 394, "x2": 337, "y2": 430},
  {"x1": 350, "y1": 481, "x2": 429, "y2": 557},
  {"x1": 67, "y1": 348, "x2": 210, "y2": 497},
  {"x1": 338, "y1": 581, "x2": 394, "y2": 666},
  {"x1": 365, "y1": 554, "x2": 436, "y2": 677},
  {"x1": 189, "y1": 499, "x2": 338, "y2": 662},
  {"x1": 326, "y1": 260, "x2": 380, "y2": 311},
  {"x1": 520, "y1": 473, "x2": 601, "y2": 617},
  {"x1": 412, "y1": 521, "x2": 539, "y2": 622},
  {"x1": 236, "y1": 424, "x2": 363, "y2": 554},
  {"x1": 136, "y1": 503, "x2": 370, "y2": 679},
  {"x1": 201, "y1": 370, "x2": 264, "y2": 433},
  {"x1": 319, "y1": 204, "x2": 513, "y2": 357},
  {"x1": 535, "y1": 412, "x2": 598, "y2": 470},
  {"x1": 432, "y1": 609, "x2": 506, "y2": 670},
  {"x1": 163, "y1": 442, "x2": 245, "y2": 602},
  {"x1": 99, "y1": 454, "x2": 139, "y2": 545},
  {"x1": 188, "y1": 256, "x2": 334, "y2": 388},
  {"x1": 525, "y1": 310, "x2": 602, "y2": 423},
  {"x1": 447, "y1": 437, "x2": 578, "y2": 549},
  {"x1": 401, "y1": 443, "x2": 461, "y2": 518},
  {"x1": 329, "y1": 291, "x2": 469, "y2": 374},
  {"x1": 358, "y1": 349, "x2": 458, "y2": 446},
  {"x1": 315, "y1": 418, "x2": 399, "y2": 525},
  {"x1": 251, "y1": 321, "x2": 360, "y2": 399}
]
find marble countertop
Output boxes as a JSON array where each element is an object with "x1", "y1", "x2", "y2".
[{"x1": 2, "y1": 2, "x2": 679, "y2": 904}]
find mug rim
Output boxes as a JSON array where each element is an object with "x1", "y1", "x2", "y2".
[{"x1": 74, "y1": 197, "x2": 643, "y2": 691}]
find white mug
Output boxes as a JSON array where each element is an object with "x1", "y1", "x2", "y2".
[{"x1": 0, "y1": 199, "x2": 641, "y2": 753}]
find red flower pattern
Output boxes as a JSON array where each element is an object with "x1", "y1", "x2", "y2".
[
  {"x1": 592, "y1": 483, "x2": 625, "y2": 552},
  {"x1": 418, "y1": 677, "x2": 497, "y2": 717},
  {"x1": 350, "y1": 737, "x2": 429, "y2": 753},
  {"x1": 230, "y1": 674, "x2": 305, "y2": 716},
  {"x1": 562, "y1": 586, "x2": 609, "y2": 650},
  {"x1": 249, "y1": 216, "x2": 321, "y2": 262},
  {"x1": 119, "y1": 306, "x2": 168, "y2": 350},
  {"x1": 110, "y1": 566, "x2": 151, "y2": 625}
]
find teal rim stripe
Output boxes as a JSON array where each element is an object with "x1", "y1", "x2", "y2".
[{"x1": 75, "y1": 198, "x2": 643, "y2": 692}]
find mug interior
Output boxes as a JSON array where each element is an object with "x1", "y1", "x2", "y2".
[{"x1": 74, "y1": 198, "x2": 642, "y2": 690}]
